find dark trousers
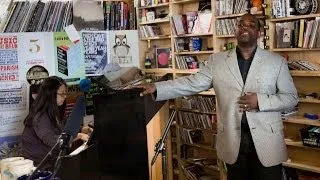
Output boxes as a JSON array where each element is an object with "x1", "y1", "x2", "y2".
[{"x1": 226, "y1": 129, "x2": 283, "y2": 180}]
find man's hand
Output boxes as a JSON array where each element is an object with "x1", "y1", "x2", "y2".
[
  {"x1": 133, "y1": 83, "x2": 156, "y2": 97},
  {"x1": 238, "y1": 92, "x2": 259, "y2": 111}
]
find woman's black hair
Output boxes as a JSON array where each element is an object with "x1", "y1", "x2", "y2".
[{"x1": 24, "y1": 76, "x2": 67, "y2": 127}]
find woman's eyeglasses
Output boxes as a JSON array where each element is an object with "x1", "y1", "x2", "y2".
[{"x1": 57, "y1": 92, "x2": 67, "y2": 97}]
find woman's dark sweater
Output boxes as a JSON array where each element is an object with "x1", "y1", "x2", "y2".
[{"x1": 21, "y1": 113, "x2": 64, "y2": 170}]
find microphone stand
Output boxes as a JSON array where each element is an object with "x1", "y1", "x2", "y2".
[
  {"x1": 151, "y1": 110, "x2": 176, "y2": 180},
  {"x1": 26, "y1": 141, "x2": 60, "y2": 180},
  {"x1": 50, "y1": 133, "x2": 71, "y2": 180}
]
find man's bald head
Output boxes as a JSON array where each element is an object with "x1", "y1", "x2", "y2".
[{"x1": 235, "y1": 13, "x2": 261, "y2": 48}]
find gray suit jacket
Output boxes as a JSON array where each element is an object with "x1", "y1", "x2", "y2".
[{"x1": 155, "y1": 47, "x2": 298, "y2": 167}]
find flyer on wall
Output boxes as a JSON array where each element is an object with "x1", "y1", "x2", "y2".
[
  {"x1": 54, "y1": 32, "x2": 85, "y2": 81},
  {"x1": 0, "y1": 81, "x2": 28, "y2": 159},
  {"x1": 0, "y1": 34, "x2": 19, "y2": 82},
  {"x1": 81, "y1": 31, "x2": 109, "y2": 76},
  {"x1": 18, "y1": 32, "x2": 55, "y2": 82}
]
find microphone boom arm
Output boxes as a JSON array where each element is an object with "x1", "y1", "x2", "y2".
[{"x1": 151, "y1": 110, "x2": 176, "y2": 166}]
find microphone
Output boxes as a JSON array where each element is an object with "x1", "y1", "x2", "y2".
[{"x1": 79, "y1": 78, "x2": 92, "y2": 92}]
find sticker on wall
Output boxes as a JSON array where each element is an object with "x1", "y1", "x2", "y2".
[{"x1": 26, "y1": 65, "x2": 49, "y2": 86}]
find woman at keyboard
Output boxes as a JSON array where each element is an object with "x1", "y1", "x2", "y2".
[{"x1": 21, "y1": 76, "x2": 91, "y2": 170}]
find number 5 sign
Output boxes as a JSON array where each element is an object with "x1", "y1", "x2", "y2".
[
  {"x1": 29, "y1": 39, "x2": 40, "y2": 53},
  {"x1": 18, "y1": 32, "x2": 55, "y2": 81}
]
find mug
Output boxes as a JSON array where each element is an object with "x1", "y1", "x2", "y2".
[
  {"x1": 8, "y1": 159, "x2": 34, "y2": 179},
  {"x1": 0, "y1": 157, "x2": 24, "y2": 180}
]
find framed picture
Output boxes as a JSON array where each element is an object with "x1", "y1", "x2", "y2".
[{"x1": 156, "y1": 48, "x2": 171, "y2": 68}]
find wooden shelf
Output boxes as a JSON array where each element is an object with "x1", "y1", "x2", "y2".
[
  {"x1": 283, "y1": 162, "x2": 320, "y2": 173},
  {"x1": 174, "y1": 33, "x2": 212, "y2": 37},
  {"x1": 181, "y1": 158, "x2": 220, "y2": 171},
  {"x1": 175, "y1": 107, "x2": 216, "y2": 115},
  {"x1": 173, "y1": 169, "x2": 179, "y2": 175},
  {"x1": 285, "y1": 140, "x2": 320, "y2": 151},
  {"x1": 286, "y1": 140, "x2": 304, "y2": 147},
  {"x1": 173, "y1": 154, "x2": 178, "y2": 159},
  {"x1": 139, "y1": 19, "x2": 169, "y2": 25},
  {"x1": 143, "y1": 68, "x2": 174, "y2": 73},
  {"x1": 290, "y1": 70, "x2": 320, "y2": 77},
  {"x1": 138, "y1": 3, "x2": 169, "y2": 9},
  {"x1": 178, "y1": 124, "x2": 216, "y2": 133},
  {"x1": 175, "y1": 51, "x2": 213, "y2": 55},
  {"x1": 199, "y1": 89, "x2": 215, "y2": 95},
  {"x1": 215, "y1": 12, "x2": 263, "y2": 19},
  {"x1": 172, "y1": 138, "x2": 177, "y2": 143},
  {"x1": 269, "y1": 14, "x2": 320, "y2": 22},
  {"x1": 271, "y1": 48, "x2": 320, "y2": 52},
  {"x1": 216, "y1": 34, "x2": 235, "y2": 38},
  {"x1": 180, "y1": 142, "x2": 216, "y2": 151},
  {"x1": 175, "y1": 69, "x2": 200, "y2": 74},
  {"x1": 299, "y1": 98, "x2": 320, "y2": 104},
  {"x1": 140, "y1": 36, "x2": 171, "y2": 40},
  {"x1": 215, "y1": 13, "x2": 248, "y2": 19},
  {"x1": 284, "y1": 116, "x2": 320, "y2": 126},
  {"x1": 172, "y1": 0, "x2": 199, "y2": 4}
]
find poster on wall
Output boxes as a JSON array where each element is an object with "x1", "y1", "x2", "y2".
[
  {"x1": 18, "y1": 32, "x2": 55, "y2": 82},
  {"x1": 81, "y1": 31, "x2": 109, "y2": 76},
  {"x1": 73, "y1": 0, "x2": 104, "y2": 31},
  {"x1": 0, "y1": 34, "x2": 19, "y2": 81},
  {"x1": 0, "y1": 82, "x2": 28, "y2": 113},
  {"x1": 54, "y1": 32, "x2": 85, "y2": 80},
  {"x1": 0, "y1": 82, "x2": 28, "y2": 159},
  {"x1": 109, "y1": 30, "x2": 139, "y2": 67}
]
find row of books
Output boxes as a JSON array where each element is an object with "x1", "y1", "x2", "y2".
[
  {"x1": 174, "y1": 37, "x2": 209, "y2": 52},
  {"x1": 178, "y1": 96, "x2": 216, "y2": 113},
  {"x1": 284, "y1": 167, "x2": 320, "y2": 180},
  {"x1": 0, "y1": 0, "x2": 137, "y2": 33},
  {"x1": 138, "y1": 25, "x2": 163, "y2": 38},
  {"x1": 103, "y1": 1, "x2": 136, "y2": 30},
  {"x1": 215, "y1": 18, "x2": 237, "y2": 36},
  {"x1": 276, "y1": 18, "x2": 320, "y2": 49},
  {"x1": 175, "y1": 56, "x2": 198, "y2": 69},
  {"x1": 182, "y1": 163, "x2": 216, "y2": 180},
  {"x1": 171, "y1": 13, "x2": 212, "y2": 36},
  {"x1": 215, "y1": 0, "x2": 248, "y2": 16},
  {"x1": 176, "y1": 111, "x2": 214, "y2": 129},
  {"x1": 140, "y1": 0, "x2": 168, "y2": 7},
  {"x1": 271, "y1": 0, "x2": 295, "y2": 18},
  {"x1": 179, "y1": 127, "x2": 203, "y2": 144},
  {"x1": 174, "y1": 38, "x2": 188, "y2": 52},
  {"x1": 288, "y1": 61, "x2": 320, "y2": 71},
  {"x1": 0, "y1": 0, "x2": 72, "y2": 33}
]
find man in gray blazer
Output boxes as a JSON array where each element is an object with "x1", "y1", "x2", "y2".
[{"x1": 137, "y1": 13, "x2": 298, "y2": 180}]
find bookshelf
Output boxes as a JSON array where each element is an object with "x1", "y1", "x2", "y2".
[
  {"x1": 137, "y1": 0, "x2": 266, "y2": 179},
  {"x1": 0, "y1": 0, "x2": 168, "y2": 179},
  {"x1": 138, "y1": 0, "x2": 320, "y2": 179},
  {"x1": 137, "y1": 0, "x2": 221, "y2": 178},
  {"x1": 266, "y1": 0, "x2": 320, "y2": 177}
]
